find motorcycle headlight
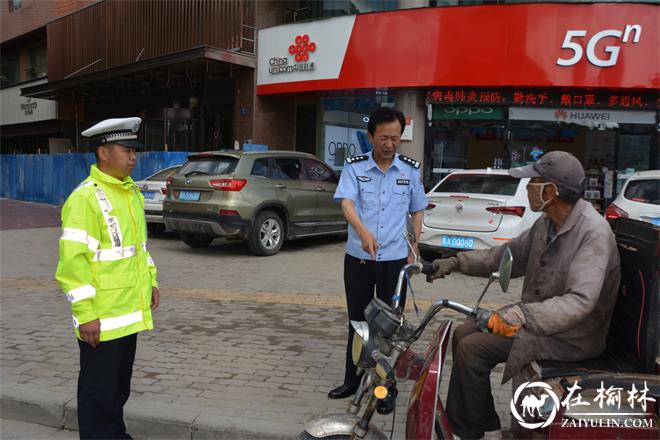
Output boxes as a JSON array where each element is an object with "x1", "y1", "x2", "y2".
[{"x1": 351, "y1": 321, "x2": 376, "y2": 368}]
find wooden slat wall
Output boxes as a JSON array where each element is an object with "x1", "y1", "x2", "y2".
[{"x1": 47, "y1": 0, "x2": 254, "y2": 81}]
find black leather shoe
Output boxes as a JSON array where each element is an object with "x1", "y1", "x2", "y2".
[
  {"x1": 376, "y1": 387, "x2": 397, "y2": 415},
  {"x1": 328, "y1": 384, "x2": 358, "y2": 399}
]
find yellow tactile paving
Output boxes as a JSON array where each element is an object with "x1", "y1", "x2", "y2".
[{"x1": 0, "y1": 277, "x2": 504, "y2": 314}]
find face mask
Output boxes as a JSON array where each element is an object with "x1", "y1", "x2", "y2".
[{"x1": 527, "y1": 182, "x2": 557, "y2": 212}]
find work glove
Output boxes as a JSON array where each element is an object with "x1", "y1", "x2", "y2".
[
  {"x1": 425, "y1": 257, "x2": 459, "y2": 282},
  {"x1": 487, "y1": 305, "x2": 525, "y2": 338}
]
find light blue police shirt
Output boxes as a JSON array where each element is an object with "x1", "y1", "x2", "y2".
[{"x1": 334, "y1": 152, "x2": 428, "y2": 261}]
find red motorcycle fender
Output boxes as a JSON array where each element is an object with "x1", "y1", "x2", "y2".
[{"x1": 406, "y1": 319, "x2": 453, "y2": 440}]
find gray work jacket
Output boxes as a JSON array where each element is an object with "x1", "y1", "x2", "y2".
[{"x1": 457, "y1": 199, "x2": 621, "y2": 383}]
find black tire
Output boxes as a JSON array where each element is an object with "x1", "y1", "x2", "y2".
[
  {"x1": 147, "y1": 223, "x2": 167, "y2": 235},
  {"x1": 295, "y1": 432, "x2": 350, "y2": 440},
  {"x1": 180, "y1": 233, "x2": 214, "y2": 248},
  {"x1": 247, "y1": 210, "x2": 284, "y2": 256}
]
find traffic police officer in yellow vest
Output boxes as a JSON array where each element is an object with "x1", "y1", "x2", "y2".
[{"x1": 55, "y1": 117, "x2": 159, "y2": 439}]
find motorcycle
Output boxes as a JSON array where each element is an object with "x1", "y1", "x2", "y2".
[
  {"x1": 297, "y1": 216, "x2": 514, "y2": 440},
  {"x1": 298, "y1": 217, "x2": 659, "y2": 440}
]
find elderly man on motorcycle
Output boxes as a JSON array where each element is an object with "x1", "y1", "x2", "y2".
[{"x1": 428, "y1": 151, "x2": 621, "y2": 439}]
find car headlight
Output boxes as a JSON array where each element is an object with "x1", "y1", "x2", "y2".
[{"x1": 351, "y1": 321, "x2": 376, "y2": 368}]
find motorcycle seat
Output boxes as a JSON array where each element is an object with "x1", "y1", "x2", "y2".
[{"x1": 537, "y1": 343, "x2": 642, "y2": 379}]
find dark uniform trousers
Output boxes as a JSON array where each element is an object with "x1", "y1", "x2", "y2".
[
  {"x1": 78, "y1": 333, "x2": 137, "y2": 440},
  {"x1": 342, "y1": 254, "x2": 407, "y2": 388},
  {"x1": 446, "y1": 319, "x2": 514, "y2": 439}
]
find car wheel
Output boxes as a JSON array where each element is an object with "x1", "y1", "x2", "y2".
[
  {"x1": 247, "y1": 211, "x2": 284, "y2": 256},
  {"x1": 180, "y1": 233, "x2": 214, "y2": 248}
]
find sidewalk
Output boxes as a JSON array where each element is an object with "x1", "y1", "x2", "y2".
[
  {"x1": 0, "y1": 201, "x2": 518, "y2": 439},
  {"x1": 1, "y1": 281, "x2": 513, "y2": 439}
]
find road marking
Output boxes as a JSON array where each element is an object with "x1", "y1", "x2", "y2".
[{"x1": 1, "y1": 277, "x2": 504, "y2": 313}]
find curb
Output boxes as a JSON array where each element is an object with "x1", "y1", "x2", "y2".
[{"x1": 1, "y1": 384, "x2": 293, "y2": 439}]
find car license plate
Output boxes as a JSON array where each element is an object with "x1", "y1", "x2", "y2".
[
  {"x1": 650, "y1": 218, "x2": 660, "y2": 226},
  {"x1": 179, "y1": 191, "x2": 200, "y2": 201},
  {"x1": 141, "y1": 191, "x2": 155, "y2": 199},
  {"x1": 441, "y1": 235, "x2": 475, "y2": 249}
]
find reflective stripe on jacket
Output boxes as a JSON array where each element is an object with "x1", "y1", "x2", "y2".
[{"x1": 55, "y1": 165, "x2": 158, "y2": 341}]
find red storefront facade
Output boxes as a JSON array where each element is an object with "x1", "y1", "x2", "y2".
[{"x1": 257, "y1": 2, "x2": 659, "y2": 211}]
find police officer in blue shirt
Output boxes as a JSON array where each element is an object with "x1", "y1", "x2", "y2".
[{"x1": 329, "y1": 107, "x2": 428, "y2": 414}]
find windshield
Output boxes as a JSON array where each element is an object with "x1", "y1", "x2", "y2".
[
  {"x1": 434, "y1": 174, "x2": 520, "y2": 196},
  {"x1": 179, "y1": 156, "x2": 238, "y2": 176},
  {"x1": 624, "y1": 179, "x2": 659, "y2": 205}
]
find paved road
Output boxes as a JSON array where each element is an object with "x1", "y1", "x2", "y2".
[
  {"x1": 0, "y1": 200, "x2": 522, "y2": 438},
  {"x1": 0, "y1": 199, "x2": 61, "y2": 230}
]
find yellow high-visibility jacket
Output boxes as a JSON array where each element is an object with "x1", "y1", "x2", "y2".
[{"x1": 55, "y1": 165, "x2": 158, "y2": 341}]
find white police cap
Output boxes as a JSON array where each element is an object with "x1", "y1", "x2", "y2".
[{"x1": 81, "y1": 117, "x2": 143, "y2": 148}]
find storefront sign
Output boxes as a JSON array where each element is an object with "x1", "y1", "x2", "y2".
[
  {"x1": 324, "y1": 125, "x2": 369, "y2": 169},
  {"x1": 509, "y1": 107, "x2": 656, "y2": 124},
  {"x1": 556, "y1": 25, "x2": 642, "y2": 68},
  {"x1": 427, "y1": 88, "x2": 657, "y2": 110},
  {"x1": 21, "y1": 101, "x2": 38, "y2": 115},
  {"x1": 268, "y1": 34, "x2": 316, "y2": 75},
  {"x1": 258, "y1": 16, "x2": 355, "y2": 87},
  {"x1": 257, "y1": 4, "x2": 658, "y2": 94},
  {"x1": 432, "y1": 106, "x2": 505, "y2": 120},
  {"x1": 1, "y1": 79, "x2": 56, "y2": 126}
]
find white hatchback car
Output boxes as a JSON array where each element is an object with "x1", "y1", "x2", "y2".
[
  {"x1": 605, "y1": 170, "x2": 660, "y2": 227},
  {"x1": 420, "y1": 169, "x2": 541, "y2": 254},
  {"x1": 135, "y1": 165, "x2": 181, "y2": 233}
]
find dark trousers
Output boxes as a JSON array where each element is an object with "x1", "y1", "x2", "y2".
[
  {"x1": 342, "y1": 254, "x2": 407, "y2": 387},
  {"x1": 446, "y1": 319, "x2": 513, "y2": 439},
  {"x1": 78, "y1": 333, "x2": 137, "y2": 440}
]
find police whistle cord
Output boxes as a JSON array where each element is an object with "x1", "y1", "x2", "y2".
[{"x1": 405, "y1": 274, "x2": 421, "y2": 320}]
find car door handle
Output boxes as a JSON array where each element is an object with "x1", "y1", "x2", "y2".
[{"x1": 274, "y1": 184, "x2": 287, "y2": 189}]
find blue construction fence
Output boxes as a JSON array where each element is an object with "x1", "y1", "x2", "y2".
[{"x1": 0, "y1": 152, "x2": 189, "y2": 206}]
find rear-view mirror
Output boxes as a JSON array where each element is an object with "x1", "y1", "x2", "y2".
[{"x1": 498, "y1": 247, "x2": 513, "y2": 293}]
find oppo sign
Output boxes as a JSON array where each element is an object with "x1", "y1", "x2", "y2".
[{"x1": 433, "y1": 106, "x2": 504, "y2": 120}]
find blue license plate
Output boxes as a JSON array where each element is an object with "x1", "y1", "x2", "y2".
[
  {"x1": 141, "y1": 191, "x2": 155, "y2": 199},
  {"x1": 650, "y1": 218, "x2": 660, "y2": 226},
  {"x1": 179, "y1": 191, "x2": 200, "y2": 201},
  {"x1": 441, "y1": 235, "x2": 475, "y2": 249}
]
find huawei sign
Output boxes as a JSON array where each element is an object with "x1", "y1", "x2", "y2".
[{"x1": 268, "y1": 34, "x2": 317, "y2": 75}]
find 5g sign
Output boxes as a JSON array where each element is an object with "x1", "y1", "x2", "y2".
[{"x1": 556, "y1": 25, "x2": 642, "y2": 68}]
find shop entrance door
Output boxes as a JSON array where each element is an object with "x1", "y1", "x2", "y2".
[{"x1": 296, "y1": 104, "x2": 317, "y2": 155}]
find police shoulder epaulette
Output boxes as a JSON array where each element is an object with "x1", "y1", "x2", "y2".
[
  {"x1": 399, "y1": 154, "x2": 420, "y2": 169},
  {"x1": 345, "y1": 155, "x2": 368, "y2": 164}
]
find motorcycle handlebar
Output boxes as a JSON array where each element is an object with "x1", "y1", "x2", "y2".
[
  {"x1": 391, "y1": 262, "x2": 423, "y2": 312},
  {"x1": 389, "y1": 256, "x2": 492, "y2": 340},
  {"x1": 413, "y1": 299, "x2": 485, "y2": 340}
]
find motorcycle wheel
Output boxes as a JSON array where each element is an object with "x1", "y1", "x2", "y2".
[{"x1": 295, "y1": 432, "x2": 350, "y2": 440}]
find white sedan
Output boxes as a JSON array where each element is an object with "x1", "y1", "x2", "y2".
[
  {"x1": 605, "y1": 170, "x2": 660, "y2": 227},
  {"x1": 420, "y1": 169, "x2": 541, "y2": 255},
  {"x1": 135, "y1": 165, "x2": 181, "y2": 233}
]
